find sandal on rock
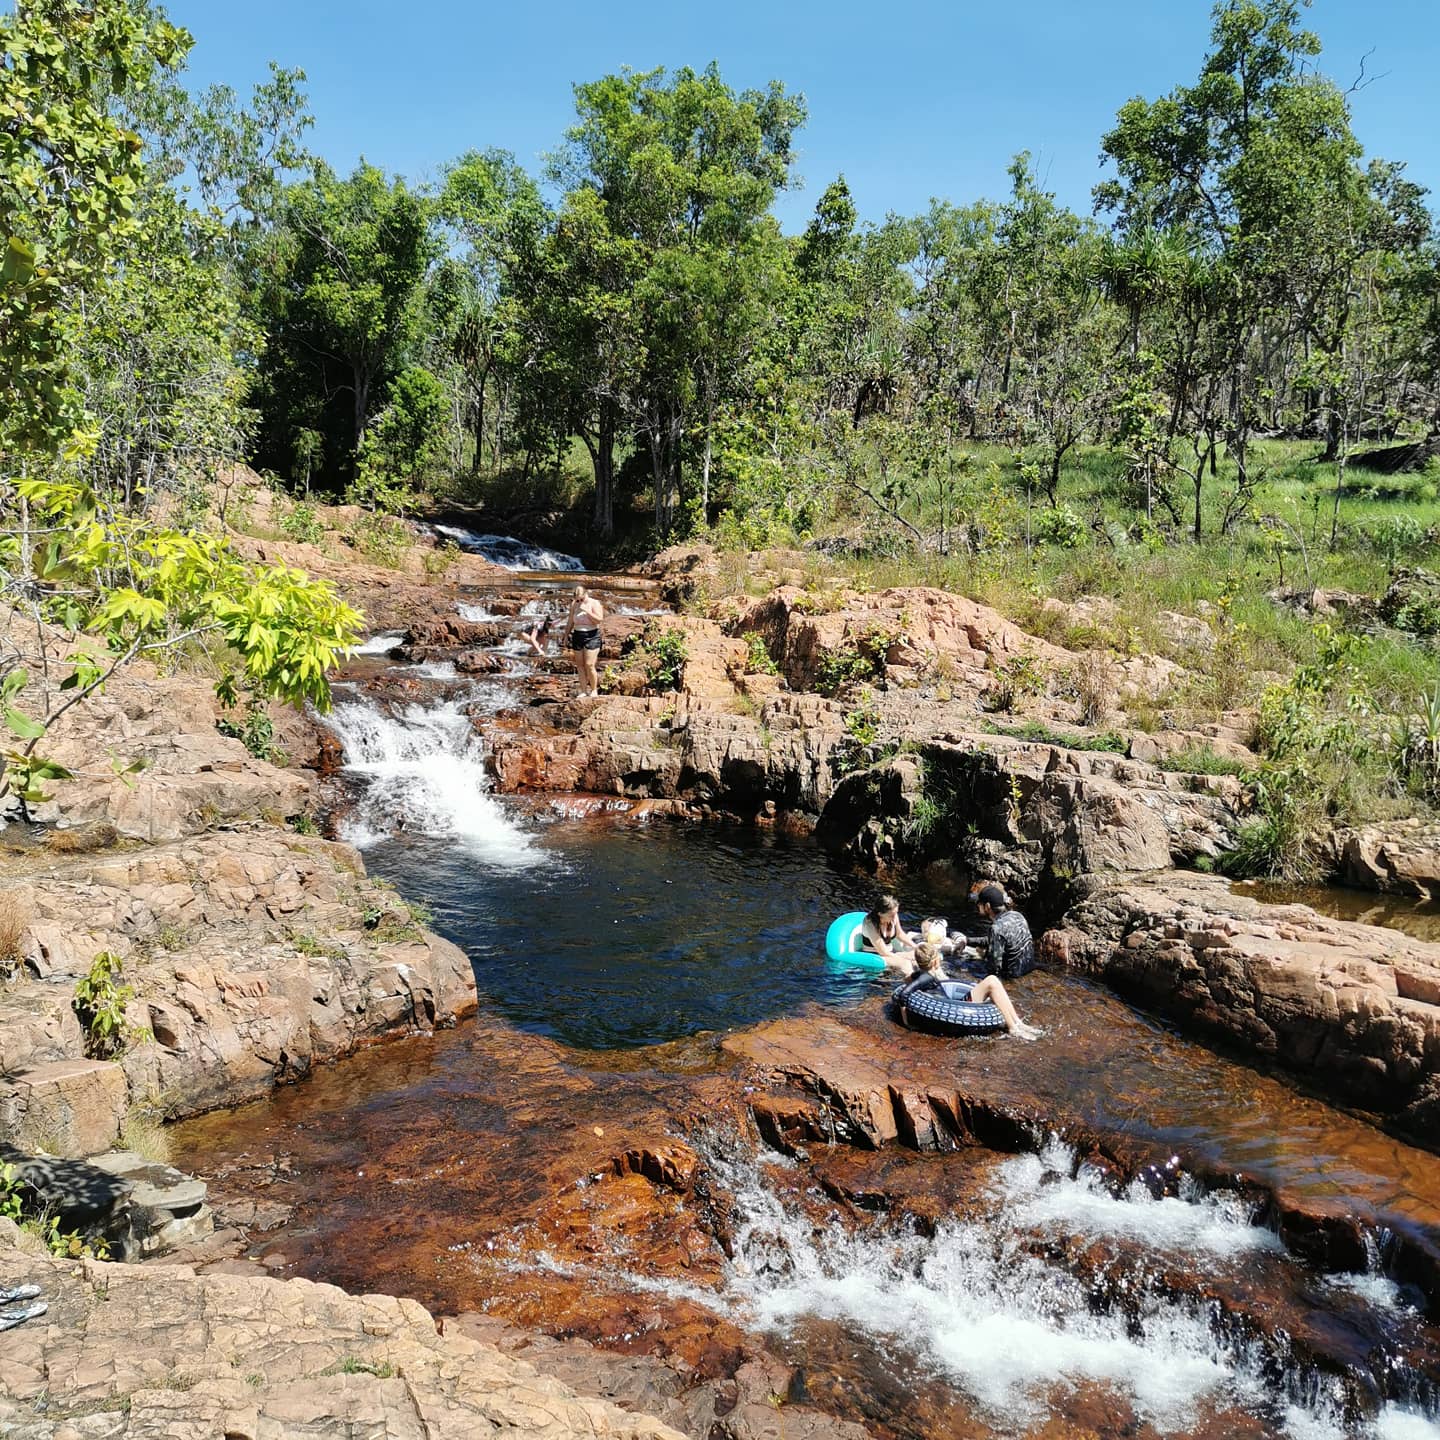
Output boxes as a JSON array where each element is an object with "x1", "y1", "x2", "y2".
[
  {"x1": 0, "y1": 1284, "x2": 41, "y2": 1303},
  {"x1": 0, "y1": 1300, "x2": 48, "y2": 1329}
]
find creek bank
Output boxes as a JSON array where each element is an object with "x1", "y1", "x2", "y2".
[
  {"x1": 1046, "y1": 869, "x2": 1440, "y2": 1147},
  {"x1": 0, "y1": 1229, "x2": 684, "y2": 1440}
]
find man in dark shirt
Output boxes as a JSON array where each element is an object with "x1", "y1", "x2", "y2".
[{"x1": 973, "y1": 884, "x2": 1036, "y2": 981}]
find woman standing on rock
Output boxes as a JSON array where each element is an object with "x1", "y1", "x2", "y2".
[{"x1": 561, "y1": 584, "x2": 605, "y2": 698}]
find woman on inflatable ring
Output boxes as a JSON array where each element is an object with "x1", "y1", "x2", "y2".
[
  {"x1": 859, "y1": 894, "x2": 919, "y2": 969},
  {"x1": 895, "y1": 945, "x2": 1041, "y2": 1040}
]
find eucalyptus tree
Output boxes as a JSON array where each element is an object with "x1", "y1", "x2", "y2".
[
  {"x1": 1095, "y1": 0, "x2": 1430, "y2": 534},
  {"x1": 434, "y1": 148, "x2": 543, "y2": 473},
  {"x1": 548, "y1": 63, "x2": 805, "y2": 533}
]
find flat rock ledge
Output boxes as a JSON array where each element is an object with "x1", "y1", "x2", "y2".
[
  {"x1": 0, "y1": 830, "x2": 476, "y2": 1145},
  {"x1": 0, "y1": 1230, "x2": 684, "y2": 1440},
  {"x1": 1048, "y1": 870, "x2": 1440, "y2": 1142}
]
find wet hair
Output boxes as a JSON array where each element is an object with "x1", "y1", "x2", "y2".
[
  {"x1": 867, "y1": 894, "x2": 900, "y2": 926},
  {"x1": 913, "y1": 943, "x2": 941, "y2": 973},
  {"x1": 977, "y1": 883, "x2": 1008, "y2": 911}
]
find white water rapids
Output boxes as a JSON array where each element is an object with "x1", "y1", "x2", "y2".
[
  {"x1": 514, "y1": 1134, "x2": 1440, "y2": 1440},
  {"x1": 324, "y1": 686, "x2": 539, "y2": 866},
  {"x1": 434, "y1": 525, "x2": 584, "y2": 572}
]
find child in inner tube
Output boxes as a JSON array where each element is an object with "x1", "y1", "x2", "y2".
[
  {"x1": 859, "y1": 894, "x2": 920, "y2": 970},
  {"x1": 898, "y1": 944, "x2": 1040, "y2": 1040}
]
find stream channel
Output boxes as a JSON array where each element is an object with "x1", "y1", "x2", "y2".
[{"x1": 172, "y1": 559, "x2": 1440, "y2": 1440}]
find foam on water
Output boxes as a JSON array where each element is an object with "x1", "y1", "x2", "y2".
[
  {"x1": 992, "y1": 1138, "x2": 1280, "y2": 1258},
  {"x1": 324, "y1": 692, "x2": 537, "y2": 866},
  {"x1": 434, "y1": 526, "x2": 583, "y2": 572},
  {"x1": 456, "y1": 603, "x2": 508, "y2": 622},
  {"x1": 509, "y1": 1135, "x2": 1438, "y2": 1437},
  {"x1": 353, "y1": 631, "x2": 406, "y2": 656},
  {"x1": 1375, "y1": 1406, "x2": 1440, "y2": 1439}
]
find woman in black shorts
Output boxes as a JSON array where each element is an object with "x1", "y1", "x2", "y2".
[{"x1": 562, "y1": 584, "x2": 605, "y2": 697}]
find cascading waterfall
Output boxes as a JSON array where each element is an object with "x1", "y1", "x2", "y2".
[
  {"x1": 324, "y1": 687, "x2": 538, "y2": 866},
  {"x1": 515, "y1": 1132, "x2": 1440, "y2": 1440},
  {"x1": 434, "y1": 525, "x2": 584, "y2": 572}
]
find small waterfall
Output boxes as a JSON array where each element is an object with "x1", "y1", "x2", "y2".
[
  {"x1": 352, "y1": 630, "x2": 406, "y2": 656},
  {"x1": 434, "y1": 526, "x2": 584, "y2": 572},
  {"x1": 324, "y1": 690, "x2": 538, "y2": 866},
  {"x1": 513, "y1": 1132, "x2": 1440, "y2": 1439}
]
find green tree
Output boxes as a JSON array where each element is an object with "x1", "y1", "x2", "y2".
[
  {"x1": 1, "y1": 0, "x2": 191, "y2": 457},
  {"x1": 549, "y1": 63, "x2": 806, "y2": 533},
  {"x1": 254, "y1": 162, "x2": 439, "y2": 480}
]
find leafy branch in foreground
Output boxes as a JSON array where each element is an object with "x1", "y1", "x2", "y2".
[{"x1": 1, "y1": 472, "x2": 361, "y2": 813}]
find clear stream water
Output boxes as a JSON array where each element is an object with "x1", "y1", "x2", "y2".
[{"x1": 172, "y1": 569, "x2": 1440, "y2": 1440}]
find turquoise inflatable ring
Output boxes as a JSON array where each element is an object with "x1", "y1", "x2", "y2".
[{"x1": 824, "y1": 911, "x2": 889, "y2": 970}]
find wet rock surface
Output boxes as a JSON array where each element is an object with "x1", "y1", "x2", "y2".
[{"x1": 164, "y1": 987, "x2": 1440, "y2": 1438}]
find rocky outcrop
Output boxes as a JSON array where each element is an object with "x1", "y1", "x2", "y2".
[
  {"x1": 1325, "y1": 821, "x2": 1440, "y2": 898},
  {"x1": 446, "y1": 1314, "x2": 872, "y2": 1440},
  {"x1": 728, "y1": 584, "x2": 1074, "y2": 697},
  {"x1": 0, "y1": 830, "x2": 476, "y2": 1132},
  {"x1": 0, "y1": 1238, "x2": 684, "y2": 1440},
  {"x1": 816, "y1": 733, "x2": 1242, "y2": 894},
  {"x1": 491, "y1": 692, "x2": 852, "y2": 817},
  {"x1": 1046, "y1": 870, "x2": 1440, "y2": 1141},
  {"x1": 2, "y1": 614, "x2": 311, "y2": 842}
]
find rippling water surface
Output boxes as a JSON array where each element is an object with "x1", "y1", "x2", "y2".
[{"x1": 362, "y1": 821, "x2": 885, "y2": 1048}]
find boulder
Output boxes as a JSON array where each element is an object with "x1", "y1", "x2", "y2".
[
  {"x1": 729, "y1": 585, "x2": 1073, "y2": 695},
  {"x1": 1325, "y1": 821, "x2": 1440, "y2": 898},
  {"x1": 816, "y1": 736, "x2": 1241, "y2": 894},
  {"x1": 1047, "y1": 870, "x2": 1440, "y2": 1141},
  {"x1": 0, "y1": 1060, "x2": 127, "y2": 1156}
]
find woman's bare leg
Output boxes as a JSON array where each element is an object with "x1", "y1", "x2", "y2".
[
  {"x1": 583, "y1": 648, "x2": 599, "y2": 695},
  {"x1": 970, "y1": 976, "x2": 1039, "y2": 1038}
]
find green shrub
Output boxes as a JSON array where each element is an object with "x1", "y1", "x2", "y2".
[
  {"x1": 640, "y1": 625, "x2": 689, "y2": 691},
  {"x1": 1388, "y1": 684, "x2": 1440, "y2": 801},
  {"x1": 741, "y1": 631, "x2": 778, "y2": 674},
  {"x1": 279, "y1": 500, "x2": 325, "y2": 546},
  {"x1": 987, "y1": 653, "x2": 1047, "y2": 712},
  {"x1": 0, "y1": 1165, "x2": 109, "y2": 1259},
  {"x1": 218, "y1": 704, "x2": 285, "y2": 764},
  {"x1": 815, "y1": 625, "x2": 895, "y2": 696},
  {"x1": 1033, "y1": 504, "x2": 1086, "y2": 548},
  {"x1": 831, "y1": 697, "x2": 895, "y2": 776},
  {"x1": 73, "y1": 951, "x2": 141, "y2": 1059}
]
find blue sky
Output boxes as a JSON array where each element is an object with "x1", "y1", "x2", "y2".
[{"x1": 163, "y1": 0, "x2": 1440, "y2": 229}]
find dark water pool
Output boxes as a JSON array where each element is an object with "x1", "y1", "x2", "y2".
[{"x1": 361, "y1": 819, "x2": 899, "y2": 1048}]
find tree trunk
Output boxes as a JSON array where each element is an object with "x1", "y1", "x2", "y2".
[
  {"x1": 471, "y1": 367, "x2": 490, "y2": 475},
  {"x1": 649, "y1": 424, "x2": 667, "y2": 532},
  {"x1": 353, "y1": 367, "x2": 371, "y2": 455},
  {"x1": 588, "y1": 402, "x2": 616, "y2": 537},
  {"x1": 700, "y1": 394, "x2": 715, "y2": 520}
]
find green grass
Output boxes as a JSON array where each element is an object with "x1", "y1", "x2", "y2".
[
  {"x1": 1154, "y1": 745, "x2": 1249, "y2": 777},
  {"x1": 983, "y1": 719, "x2": 1128, "y2": 753}
]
